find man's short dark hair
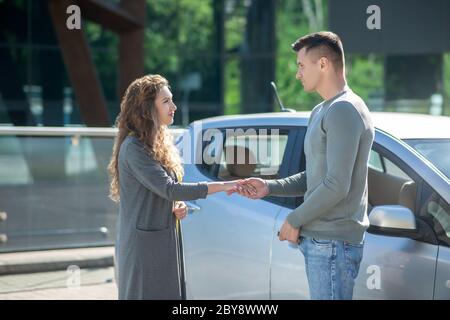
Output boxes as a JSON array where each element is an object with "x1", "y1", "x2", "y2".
[{"x1": 292, "y1": 31, "x2": 344, "y2": 70}]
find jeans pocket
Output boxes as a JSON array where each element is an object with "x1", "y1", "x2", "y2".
[
  {"x1": 344, "y1": 241, "x2": 364, "y2": 248},
  {"x1": 311, "y1": 237, "x2": 333, "y2": 246},
  {"x1": 344, "y1": 242, "x2": 364, "y2": 279}
]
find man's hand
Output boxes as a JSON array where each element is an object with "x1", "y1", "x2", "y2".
[
  {"x1": 173, "y1": 201, "x2": 187, "y2": 220},
  {"x1": 227, "y1": 178, "x2": 269, "y2": 199},
  {"x1": 278, "y1": 220, "x2": 300, "y2": 245}
]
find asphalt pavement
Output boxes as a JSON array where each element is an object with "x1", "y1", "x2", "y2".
[{"x1": 0, "y1": 246, "x2": 116, "y2": 300}]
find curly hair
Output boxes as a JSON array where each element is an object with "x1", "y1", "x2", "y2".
[{"x1": 108, "y1": 75, "x2": 184, "y2": 202}]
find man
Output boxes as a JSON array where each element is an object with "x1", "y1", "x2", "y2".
[{"x1": 232, "y1": 31, "x2": 374, "y2": 300}]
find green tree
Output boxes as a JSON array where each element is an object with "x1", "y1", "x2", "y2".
[
  {"x1": 275, "y1": 0, "x2": 384, "y2": 112},
  {"x1": 444, "y1": 53, "x2": 450, "y2": 116},
  {"x1": 346, "y1": 54, "x2": 384, "y2": 104},
  {"x1": 275, "y1": 0, "x2": 323, "y2": 111}
]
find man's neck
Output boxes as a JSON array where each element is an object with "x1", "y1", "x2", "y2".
[{"x1": 316, "y1": 75, "x2": 347, "y2": 101}]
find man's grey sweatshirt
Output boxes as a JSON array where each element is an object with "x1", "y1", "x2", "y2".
[{"x1": 266, "y1": 87, "x2": 375, "y2": 244}]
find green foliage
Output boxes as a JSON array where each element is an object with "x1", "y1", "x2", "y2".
[
  {"x1": 84, "y1": 22, "x2": 118, "y2": 100},
  {"x1": 224, "y1": 58, "x2": 240, "y2": 115},
  {"x1": 346, "y1": 54, "x2": 384, "y2": 102},
  {"x1": 84, "y1": 0, "x2": 215, "y2": 101},
  {"x1": 223, "y1": 0, "x2": 249, "y2": 115},
  {"x1": 444, "y1": 53, "x2": 450, "y2": 116},
  {"x1": 82, "y1": 0, "x2": 385, "y2": 116},
  {"x1": 275, "y1": 0, "x2": 383, "y2": 112},
  {"x1": 145, "y1": 0, "x2": 213, "y2": 78},
  {"x1": 275, "y1": 0, "x2": 322, "y2": 111}
]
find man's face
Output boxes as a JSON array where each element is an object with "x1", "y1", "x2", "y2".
[{"x1": 296, "y1": 48, "x2": 322, "y2": 92}]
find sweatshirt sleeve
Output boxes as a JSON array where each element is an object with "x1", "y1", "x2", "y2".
[
  {"x1": 286, "y1": 102, "x2": 363, "y2": 228},
  {"x1": 264, "y1": 105, "x2": 322, "y2": 198},
  {"x1": 266, "y1": 171, "x2": 307, "y2": 197},
  {"x1": 125, "y1": 139, "x2": 208, "y2": 201}
]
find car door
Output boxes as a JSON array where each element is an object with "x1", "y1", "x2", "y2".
[
  {"x1": 270, "y1": 131, "x2": 440, "y2": 299},
  {"x1": 181, "y1": 125, "x2": 300, "y2": 299},
  {"x1": 270, "y1": 126, "x2": 310, "y2": 299},
  {"x1": 419, "y1": 182, "x2": 450, "y2": 299},
  {"x1": 353, "y1": 141, "x2": 439, "y2": 299}
]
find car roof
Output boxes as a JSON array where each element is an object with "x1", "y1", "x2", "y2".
[
  {"x1": 370, "y1": 112, "x2": 450, "y2": 139},
  {"x1": 197, "y1": 111, "x2": 450, "y2": 140}
]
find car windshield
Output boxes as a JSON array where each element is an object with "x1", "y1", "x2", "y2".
[{"x1": 405, "y1": 139, "x2": 450, "y2": 180}]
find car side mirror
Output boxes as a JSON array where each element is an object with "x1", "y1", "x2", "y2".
[{"x1": 367, "y1": 205, "x2": 418, "y2": 238}]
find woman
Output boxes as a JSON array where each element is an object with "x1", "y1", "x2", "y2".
[{"x1": 108, "y1": 74, "x2": 237, "y2": 300}]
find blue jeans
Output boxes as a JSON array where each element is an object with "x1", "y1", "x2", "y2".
[{"x1": 299, "y1": 236, "x2": 364, "y2": 300}]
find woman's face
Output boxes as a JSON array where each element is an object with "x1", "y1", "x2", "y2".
[{"x1": 154, "y1": 86, "x2": 177, "y2": 126}]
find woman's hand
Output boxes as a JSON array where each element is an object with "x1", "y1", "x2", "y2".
[
  {"x1": 173, "y1": 201, "x2": 188, "y2": 220},
  {"x1": 222, "y1": 181, "x2": 239, "y2": 193},
  {"x1": 207, "y1": 181, "x2": 239, "y2": 195}
]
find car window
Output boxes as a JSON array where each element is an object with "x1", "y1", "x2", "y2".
[
  {"x1": 367, "y1": 146, "x2": 417, "y2": 215},
  {"x1": 217, "y1": 131, "x2": 289, "y2": 181},
  {"x1": 419, "y1": 182, "x2": 450, "y2": 247},
  {"x1": 369, "y1": 150, "x2": 384, "y2": 172},
  {"x1": 384, "y1": 158, "x2": 412, "y2": 180},
  {"x1": 198, "y1": 128, "x2": 291, "y2": 179},
  {"x1": 369, "y1": 149, "x2": 411, "y2": 180},
  {"x1": 198, "y1": 127, "x2": 296, "y2": 208},
  {"x1": 198, "y1": 132, "x2": 219, "y2": 178},
  {"x1": 405, "y1": 139, "x2": 450, "y2": 180}
]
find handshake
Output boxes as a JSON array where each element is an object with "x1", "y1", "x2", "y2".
[
  {"x1": 226, "y1": 178, "x2": 270, "y2": 199},
  {"x1": 175, "y1": 178, "x2": 270, "y2": 220},
  {"x1": 176, "y1": 177, "x2": 300, "y2": 244}
]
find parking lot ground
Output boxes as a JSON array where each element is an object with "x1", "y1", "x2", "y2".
[{"x1": 0, "y1": 267, "x2": 117, "y2": 300}]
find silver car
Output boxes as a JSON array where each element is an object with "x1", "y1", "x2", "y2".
[{"x1": 177, "y1": 111, "x2": 450, "y2": 300}]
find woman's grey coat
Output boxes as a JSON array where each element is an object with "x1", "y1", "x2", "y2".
[{"x1": 115, "y1": 135, "x2": 208, "y2": 300}]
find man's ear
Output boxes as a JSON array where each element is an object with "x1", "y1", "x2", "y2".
[{"x1": 319, "y1": 57, "x2": 329, "y2": 70}]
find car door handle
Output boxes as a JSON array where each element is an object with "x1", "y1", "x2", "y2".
[{"x1": 186, "y1": 202, "x2": 201, "y2": 213}]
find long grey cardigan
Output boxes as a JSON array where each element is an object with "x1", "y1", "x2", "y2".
[{"x1": 115, "y1": 135, "x2": 208, "y2": 300}]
